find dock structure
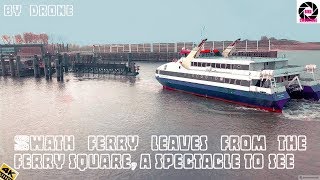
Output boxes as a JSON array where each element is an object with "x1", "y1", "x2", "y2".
[
  {"x1": 72, "y1": 53, "x2": 139, "y2": 76},
  {"x1": 0, "y1": 39, "x2": 280, "y2": 79}
]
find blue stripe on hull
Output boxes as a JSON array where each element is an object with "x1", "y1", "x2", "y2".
[{"x1": 156, "y1": 76, "x2": 290, "y2": 112}]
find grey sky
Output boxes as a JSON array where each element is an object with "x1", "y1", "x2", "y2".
[{"x1": 0, "y1": 0, "x2": 319, "y2": 44}]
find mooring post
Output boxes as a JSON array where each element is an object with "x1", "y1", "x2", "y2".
[
  {"x1": 9, "y1": 55, "x2": 15, "y2": 77},
  {"x1": 76, "y1": 53, "x2": 80, "y2": 63},
  {"x1": 127, "y1": 53, "x2": 133, "y2": 73},
  {"x1": 1, "y1": 54, "x2": 6, "y2": 76},
  {"x1": 44, "y1": 54, "x2": 49, "y2": 80},
  {"x1": 33, "y1": 55, "x2": 40, "y2": 78},
  {"x1": 56, "y1": 54, "x2": 64, "y2": 81},
  {"x1": 16, "y1": 56, "x2": 21, "y2": 77},
  {"x1": 59, "y1": 55, "x2": 64, "y2": 81},
  {"x1": 92, "y1": 54, "x2": 97, "y2": 64},
  {"x1": 48, "y1": 53, "x2": 52, "y2": 79},
  {"x1": 55, "y1": 57, "x2": 60, "y2": 81},
  {"x1": 63, "y1": 53, "x2": 69, "y2": 72}
]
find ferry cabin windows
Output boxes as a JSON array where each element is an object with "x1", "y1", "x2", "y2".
[
  {"x1": 240, "y1": 80, "x2": 250, "y2": 87},
  {"x1": 157, "y1": 70, "x2": 250, "y2": 87},
  {"x1": 191, "y1": 62, "x2": 249, "y2": 70},
  {"x1": 275, "y1": 75, "x2": 299, "y2": 83}
]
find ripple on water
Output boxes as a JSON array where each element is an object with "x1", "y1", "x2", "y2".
[{"x1": 282, "y1": 99, "x2": 320, "y2": 121}]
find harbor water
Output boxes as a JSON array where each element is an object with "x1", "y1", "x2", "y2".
[{"x1": 0, "y1": 51, "x2": 319, "y2": 179}]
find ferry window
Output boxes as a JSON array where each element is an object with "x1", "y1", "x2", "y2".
[
  {"x1": 207, "y1": 63, "x2": 211, "y2": 67},
  {"x1": 235, "y1": 80, "x2": 241, "y2": 85},
  {"x1": 224, "y1": 78, "x2": 230, "y2": 83},
  {"x1": 242, "y1": 65, "x2": 249, "y2": 70},
  {"x1": 156, "y1": 70, "x2": 159, "y2": 74},
  {"x1": 226, "y1": 64, "x2": 231, "y2": 69},
  {"x1": 232, "y1": 64, "x2": 237, "y2": 69},
  {"x1": 191, "y1": 62, "x2": 194, "y2": 66},
  {"x1": 202, "y1": 63, "x2": 206, "y2": 67},
  {"x1": 237, "y1": 65, "x2": 241, "y2": 69},
  {"x1": 221, "y1": 64, "x2": 225, "y2": 69},
  {"x1": 220, "y1": 77, "x2": 224, "y2": 82},
  {"x1": 216, "y1": 64, "x2": 221, "y2": 68},
  {"x1": 215, "y1": 77, "x2": 219, "y2": 82},
  {"x1": 230, "y1": 79, "x2": 235, "y2": 84},
  {"x1": 211, "y1": 63, "x2": 215, "y2": 68},
  {"x1": 240, "y1": 81, "x2": 250, "y2": 87}
]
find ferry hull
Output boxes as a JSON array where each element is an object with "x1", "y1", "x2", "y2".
[{"x1": 156, "y1": 77, "x2": 290, "y2": 112}]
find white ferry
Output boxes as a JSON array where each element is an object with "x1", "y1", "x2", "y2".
[{"x1": 155, "y1": 39, "x2": 320, "y2": 112}]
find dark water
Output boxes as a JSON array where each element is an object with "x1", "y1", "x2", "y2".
[{"x1": 0, "y1": 51, "x2": 320, "y2": 180}]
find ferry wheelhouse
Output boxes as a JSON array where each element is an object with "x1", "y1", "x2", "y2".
[{"x1": 155, "y1": 39, "x2": 320, "y2": 112}]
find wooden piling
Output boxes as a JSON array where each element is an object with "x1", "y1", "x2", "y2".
[
  {"x1": 76, "y1": 53, "x2": 81, "y2": 63},
  {"x1": 63, "y1": 53, "x2": 69, "y2": 72},
  {"x1": 1, "y1": 54, "x2": 6, "y2": 76},
  {"x1": 9, "y1": 55, "x2": 15, "y2": 77},
  {"x1": 16, "y1": 56, "x2": 21, "y2": 77},
  {"x1": 48, "y1": 53, "x2": 52, "y2": 79},
  {"x1": 33, "y1": 55, "x2": 40, "y2": 78},
  {"x1": 44, "y1": 55, "x2": 49, "y2": 79},
  {"x1": 56, "y1": 54, "x2": 64, "y2": 81}
]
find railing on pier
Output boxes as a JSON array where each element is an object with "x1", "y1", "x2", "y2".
[{"x1": 90, "y1": 40, "x2": 276, "y2": 54}]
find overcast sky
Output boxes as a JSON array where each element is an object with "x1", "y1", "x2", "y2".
[{"x1": 0, "y1": 0, "x2": 320, "y2": 44}]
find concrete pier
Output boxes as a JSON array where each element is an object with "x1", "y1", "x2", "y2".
[
  {"x1": 16, "y1": 56, "x2": 21, "y2": 77},
  {"x1": 1, "y1": 54, "x2": 6, "y2": 76},
  {"x1": 9, "y1": 55, "x2": 15, "y2": 77},
  {"x1": 33, "y1": 55, "x2": 40, "y2": 78}
]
